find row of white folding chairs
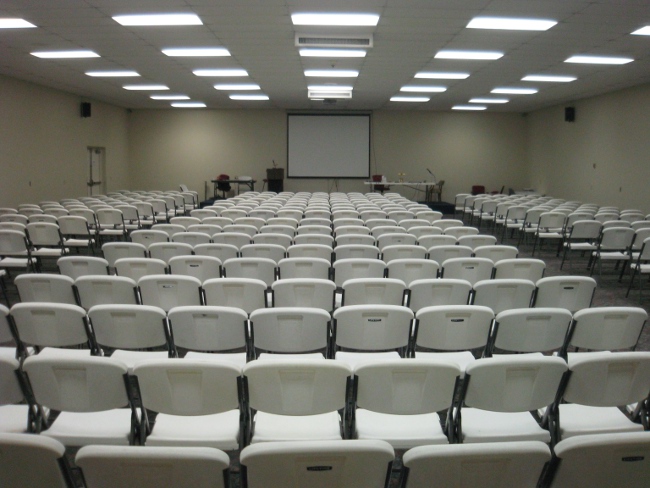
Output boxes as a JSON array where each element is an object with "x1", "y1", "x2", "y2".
[
  {"x1": 3, "y1": 353, "x2": 649, "y2": 453},
  {"x1": 3, "y1": 432, "x2": 650, "y2": 488}
]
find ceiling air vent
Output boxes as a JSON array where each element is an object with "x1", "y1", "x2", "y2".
[{"x1": 295, "y1": 34, "x2": 373, "y2": 48}]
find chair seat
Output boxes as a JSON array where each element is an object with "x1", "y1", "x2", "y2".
[
  {"x1": 558, "y1": 404, "x2": 644, "y2": 439},
  {"x1": 414, "y1": 351, "x2": 473, "y2": 377},
  {"x1": 37, "y1": 347, "x2": 93, "y2": 358},
  {"x1": 593, "y1": 251, "x2": 630, "y2": 260},
  {"x1": 110, "y1": 350, "x2": 170, "y2": 373},
  {"x1": 566, "y1": 242, "x2": 597, "y2": 251},
  {"x1": 257, "y1": 352, "x2": 325, "y2": 361},
  {"x1": 64, "y1": 238, "x2": 94, "y2": 247},
  {"x1": 0, "y1": 257, "x2": 32, "y2": 268},
  {"x1": 334, "y1": 351, "x2": 400, "y2": 369},
  {"x1": 460, "y1": 409, "x2": 551, "y2": 444},
  {"x1": 0, "y1": 405, "x2": 31, "y2": 433},
  {"x1": 183, "y1": 351, "x2": 248, "y2": 368},
  {"x1": 354, "y1": 409, "x2": 448, "y2": 449},
  {"x1": 42, "y1": 408, "x2": 134, "y2": 446},
  {"x1": 251, "y1": 411, "x2": 342, "y2": 443},
  {"x1": 30, "y1": 248, "x2": 66, "y2": 257},
  {"x1": 146, "y1": 410, "x2": 240, "y2": 450}
]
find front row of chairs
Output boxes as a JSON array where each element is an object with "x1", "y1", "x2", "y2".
[{"x1": 2, "y1": 432, "x2": 649, "y2": 488}]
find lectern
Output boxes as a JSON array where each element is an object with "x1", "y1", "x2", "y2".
[{"x1": 266, "y1": 168, "x2": 284, "y2": 193}]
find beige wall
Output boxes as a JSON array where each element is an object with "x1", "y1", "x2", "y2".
[
  {"x1": 128, "y1": 109, "x2": 528, "y2": 202},
  {"x1": 527, "y1": 83, "x2": 650, "y2": 213},
  {"x1": 0, "y1": 75, "x2": 130, "y2": 208}
]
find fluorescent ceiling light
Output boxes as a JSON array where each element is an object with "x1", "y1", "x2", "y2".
[
  {"x1": 171, "y1": 102, "x2": 206, "y2": 108},
  {"x1": 229, "y1": 94, "x2": 269, "y2": 100},
  {"x1": 151, "y1": 95, "x2": 190, "y2": 100},
  {"x1": 307, "y1": 85, "x2": 353, "y2": 91},
  {"x1": 415, "y1": 72, "x2": 470, "y2": 79},
  {"x1": 291, "y1": 13, "x2": 379, "y2": 26},
  {"x1": 123, "y1": 84, "x2": 169, "y2": 90},
  {"x1": 31, "y1": 50, "x2": 99, "y2": 59},
  {"x1": 0, "y1": 18, "x2": 36, "y2": 28},
  {"x1": 467, "y1": 17, "x2": 557, "y2": 31},
  {"x1": 400, "y1": 86, "x2": 446, "y2": 93},
  {"x1": 113, "y1": 14, "x2": 202, "y2": 26},
  {"x1": 214, "y1": 84, "x2": 260, "y2": 90},
  {"x1": 163, "y1": 48, "x2": 230, "y2": 57},
  {"x1": 304, "y1": 70, "x2": 359, "y2": 77},
  {"x1": 631, "y1": 26, "x2": 650, "y2": 35},
  {"x1": 565, "y1": 55, "x2": 633, "y2": 65},
  {"x1": 435, "y1": 50, "x2": 503, "y2": 60},
  {"x1": 86, "y1": 71, "x2": 140, "y2": 77},
  {"x1": 299, "y1": 48, "x2": 366, "y2": 58},
  {"x1": 522, "y1": 75, "x2": 576, "y2": 82},
  {"x1": 308, "y1": 90, "x2": 352, "y2": 99},
  {"x1": 469, "y1": 98, "x2": 509, "y2": 104},
  {"x1": 491, "y1": 87, "x2": 538, "y2": 95},
  {"x1": 390, "y1": 96, "x2": 430, "y2": 102},
  {"x1": 453, "y1": 105, "x2": 487, "y2": 111},
  {"x1": 194, "y1": 69, "x2": 248, "y2": 77}
]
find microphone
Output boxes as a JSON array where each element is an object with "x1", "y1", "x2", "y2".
[
  {"x1": 272, "y1": 159, "x2": 277, "y2": 168},
  {"x1": 426, "y1": 168, "x2": 433, "y2": 176}
]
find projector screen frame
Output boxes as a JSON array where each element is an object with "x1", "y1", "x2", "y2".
[{"x1": 286, "y1": 112, "x2": 372, "y2": 179}]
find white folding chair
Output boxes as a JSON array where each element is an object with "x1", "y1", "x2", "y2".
[
  {"x1": 0, "y1": 356, "x2": 39, "y2": 433},
  {"x1": 194, "y1": 243, "x2": 239, "y2": 263},
  {"x1": 457, "y1": 234, "x2": 498, "y2": 251},
  {"x1": 223, "y1": 257, "x2": 276, "y2": 287},
  {"x1": 148, "y1": 242, "x2": 194, "y2": 264},
  {"x1": 471, "y1": 278, "x2": 535, "y2": 314},
  {"x1": 57, "y1": 256, "x2": 108, "y2": 279},
  {"x1": 212, "y1": 232, "x2": 251, "y2": 249},
  {"x1": 271, "y1": 278, "x2": 336, "y2": 311},
  {"x1": 590, "y1": 226, "x2": 636, "y2": 278},
  {"x1": 242, "y1": 359, "x2": 352, "y2": 443},
  {"x1": 75, "y1": 275, "x2": 138, "y2": 309},
  {"x1": 427, "y1": 245, "x2": 472, "y2": 266},
  {"x1": 332, "y1": 258, "x2": 386, "y2": 288},
  {"x1": 533, "y1": 276, "x2": 596, "y2": 313},
  {"x1": 240, "y1": 243, "x2": 285, "y2": 263},
  {"x1": 138, "y1": 275, "x2": 202, "y2": 311},
  {"x1": 341, "y1": 278, "x2": 406, "y2": 307},
  {"x1": 381, "y1": 244, "x2": 426, "y2": 263},
  {"x1": 277, "y1": 257, "x2": 330, "y2": 280},
  {"x1": 252, "y1": 232, "x2": 292, "y2": 249},
  {"x1": 15, "y1": 273, "x2": 76, "y2": 305},
  {"x1": 334, "y1": 244, "x2": 380, "y2": 261},
  {"x1": 408, "y1": 278, "x2": 471, "y2": 312},
  {"x1": 493, "y1": 257, "x2": 546, "y2": 281},
  {"x1": 133, "y1": 359, "x2": 242, "y2": 450},
  {"x1": 102, "y1": 242, "x2": 147, "y2": 271},
  {"x1": 386, "y1": 258, "x2": 439, "y2": 287},
  {"x1": 114, "y1": 257, "x2": 168, "y2": 280},
  {"x1": 168, "y1": 255, "x2": 222, "y2": 282},
  {"x1": 440, "y1": 257, "x2": 494, "y2": 286},
  {"x1": 203, "y1": 278, "x2": 267, "y2": 313}
]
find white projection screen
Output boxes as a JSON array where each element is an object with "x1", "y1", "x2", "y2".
[{"x1": 287, "y1": 114, "x2": 370, "y2": 178}]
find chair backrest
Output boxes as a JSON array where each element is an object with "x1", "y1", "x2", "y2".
[
  {"x1": 25, "y1": 222, "x2": 64, "y2": 247},
  {"x1": 271, "y1": 278, "x2": 336, "y2": 311},
  {"x1": 75, "y1": 275, "x2": 138, "y2": 309},
  {"x1": 240, "y1": 243, "x2": 286, "y2": 263},
  {"x1": 243, "y1": 359, "x2": 351, "y2": 415},
  {"x1": 88, "y1": 304, "x2": 169, "y2": 351},
  {"x1": 549, "y1": 432, "x2": 650, "y2": 488},
  {"x1": 334, "y1": 244, "x2": 380, "y2": 261},
  {"x1": 598, "y1": 226, "x2": 636, "y2": 250},
  {"x1": 212, "y1": 232, "x2": 252, "y2": 249},
  {"x1": 381, "y1": 244, "x2": 427, "y2": 263},
  {"x1": 341, "y1": 278, "x2": 406, "y2": 307},
  {"x1": 129, "y1": 229, "x2": 169, "y2": 249},
  {"x1": 240, "y1": 439, "x2": 394, "y2": 488},
  {"x1": 565, "y1": 306, "x2": 647, "y2": 353},
  {"x1": 561, "y1": 352, "x2": 650, "y2": 408},
  {"x1": 250, "y1": 307, "x2": 331, "y2": 356},
  {"x1": 493, "y1": 258, "x2": 546, "y2": 281},
  {"x1": 194, "y1": 243, "x2": 238, "y2": 262},
  {"x1": 56, "y1": 256, "x2": 108, "y2": 279},
  {"x1": 203, "y1": 278, "x2": 267, "y2": 313},
  {"x1": 333, "y1": 258, "x2": 386, "y2": 287},
  {"x1": 456, "y1": 234, "x2": 498, "y2": 251},
  {"x1": 333, "y1": 304, "x2": 414, "y2": 352},
  {"x1": 472, "y1": 278, "x2": 535, "y2": 314},
  {"x1": 376, "y1": 233, "x2": 417, "y2": 250},
  {"x1": 0, "y1": 433, "x2": 72, "y2": 488},
  {"x1": 386, "y1": 259, "x2": 439, "y2": 286},
  {"x1": 223, "y1": 257, "x2": 276, "y2": 286},
  {"x1": 114, "y1": 257, "x2": 167, "y2": 281},
  {"x1": 138, "y1": 275, "x2": 202, "y2": 310},
  {"x1": 172, "y1": 231, "x2": 211, "y2": 247},
  {"x1": 169, "y1": 216, "x2": 202, "y2": 229},
  {"x1": 441, "y1": 257, "x2": 494, "y2": 286},
  {"x1": 444, "y1": 226, "x2": 480, "y2": 238},
  {"x1": 428, "y1": 245, "x2": 473, "y2": 266},
  {"x1": 408, "y1": 278, "x2": 471, "y2": 311},
  {"x1": 355, "y1": 358, "x2": 460, "y2": 415},
  {"x1": 534, "y1": 276, "x2": 597, "y2": 313},
  {"x1": 402, "y1": 441, "x2": 551, "y2": 488},
  {"x1": 148, "y1": 242, "x2": 194, "y2": 263},
  {"x1": 567, "y1": 220, "x2": 602, "y2": 240},
  {"x1": 414, "y1": 305, "x2": 494, "y2": 352},
  {"x1": 473, "y1": 244, "x2": 518, "y2": 263},
  {"x1": 15, "y1": 273, "x2": 76, "y2": 305},
  {"x1": 102, "y1": 242, "x2": 147, "y2": 267},
  {"x1": 277, "y1": 257, "x2": 330, "y2": 280},
  {"x1": 168, "y1": 305, "x2": 247, "y2": 352},
  {"x1": 286, "y1": 243, "x2": 332, "y2": 262},
  {"x1": 293, "y1": 233, "x2": 334, "y2": 246},
  {"x1": 168, "y1": 255, "x2": 222, "y2": 282},
  {"x1": 463, "y1": 355, "x2": 568, "y2": 412},
  {"x1": 417, "y1": 234, "x2": 456, "y2": 249},
  {"x1": 490, "y1": 308, "x2": 573, "y2": 355}
]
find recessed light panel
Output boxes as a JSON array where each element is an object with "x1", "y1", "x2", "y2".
[
  {"x1": 291, "y1": 13, "x2": 379, "y2": 26},
  {"x1": 214, "y1": 84, "x2": 260, "y2": 90},
  {"x1": 565, "y1": 55, "x2": 633, "y2": 65},
  {"x1": 307, "y1": 85, "x2": 354, "y2": 91},
  {"x1": 308, "y1": 91, "x2": 352, "y2": 99},
  {"x1": 467, "y1": 17, "x2": 557, "y2": 31},
  {"x1": 113, "y1": 14, "x2": 202, "y2": 26},
  {"x1": 453, "y1": 105, "x2": 487, "y2": 110},
  {"x1": 299, "y1": 48, "x2": 366, "y2": 57},
  {"x1": 435, "y1": 50, "x2": 503, "y2": 60},
  {"x1": 31, "y1": 50, "x2": 99, "y2": 59},
  {"x1": 304, "y1": 70, "x2": 359, "y2": 77},
  {"x1": 151, "y1": 95, "x2": 190, "y2": 100},
  {"x1": 415, "y1": 72, "x2": 470, "y2": 79},
  {"x1": 194, "y1": 69, "x2": 248, "y2": 77},
  {"x1": 86, "y1": 71, "x2": 140, "y2": 77},
  {"x1": 631, "y1": 26, "x2": 650, "y2": 35},
  {"x1": 171, "y1": 102, "x2": 206, "y2": 108},
  {"x1": 491, "y1": 87, "x2": 538, "y2": 95},
  {"x1": 163, "y1": 48, "x2": 230, "y2": 57},
  {"x1": 522, "y1": 75, "x2": 576, "y2": 82},
  {"x1": 400, "y1": 86, "x2": 447, "y2": 93},
  {"x1": 390, "y1": 96, "x2": 430, "y2": 102},
  {"x1": 0, "y1": 18, "x2": 36, "y2": 28},
  {"x1": 229, "y1": 94, "x2": 269, "y2": 100},
  {"x1": 123, "y1": 84, "x2": 169, "y2": 90},
  {"x1": 469, "y1": 98, "x2": 509, "y2": 104}
]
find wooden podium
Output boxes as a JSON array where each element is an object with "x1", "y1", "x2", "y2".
[{"x1": 266, "y1": 168, "x2": 284, "y2": 193}]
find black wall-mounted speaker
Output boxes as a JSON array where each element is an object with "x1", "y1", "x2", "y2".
[
  {"x1": 565, "y1": 106, "x2": 575, "y2": 122},
  {"x1": 81, "y1": 102, "x2": 91, "y2": 118}
]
